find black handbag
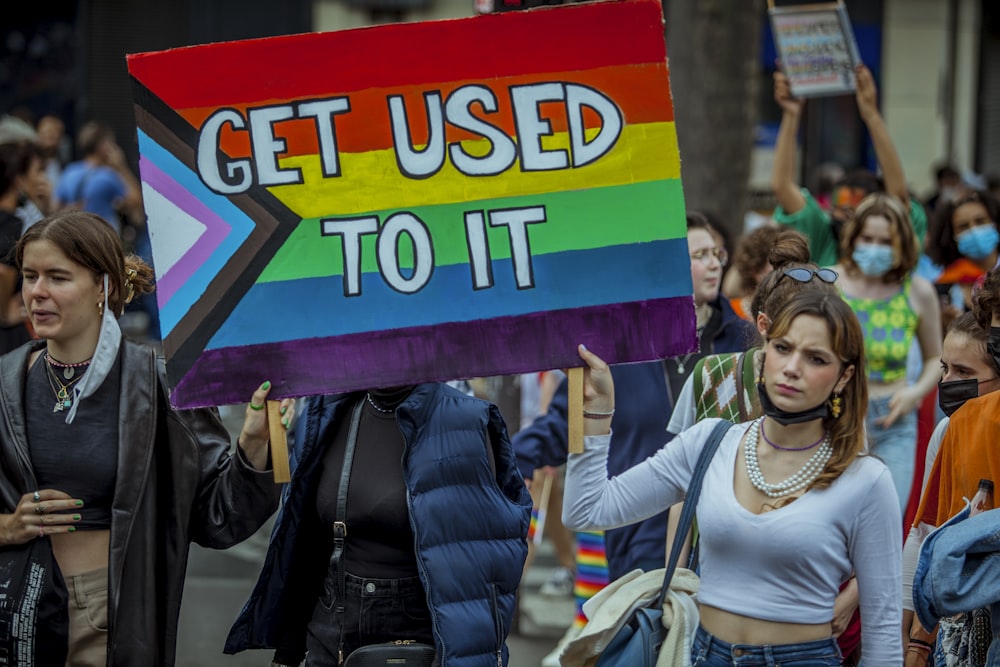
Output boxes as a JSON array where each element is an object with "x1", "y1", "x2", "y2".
[
  {"x1": 0, "y1": 536, "x2": 69, "y2": 665},
  {"x1": 342, "y1": 640, "x2": 436, "y2": 666},
  {"x1": 593, "y1": 419, "x2": 732, "y2": 667},
  {"x1": 332, "y1": 400, "x2": 435, "y2": 667}
]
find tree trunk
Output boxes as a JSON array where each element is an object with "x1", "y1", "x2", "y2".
[{"x1": 665, "y1": 0, "x2": 764, "y2": 245}]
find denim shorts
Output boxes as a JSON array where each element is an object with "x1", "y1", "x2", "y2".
[
  {"x1": 305, "y1": 571, "x2": 436, "y2": 667},
  {"x1": 865, "y1": 394, "x2": 918, "y2": 510},
  {"x1": 691, "y1": 625, "x2": 843, "y2": 666}
]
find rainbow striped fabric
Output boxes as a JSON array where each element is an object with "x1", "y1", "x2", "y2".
[{"x1": 127, "y1": 0, "x2": 695, "y2": 408}]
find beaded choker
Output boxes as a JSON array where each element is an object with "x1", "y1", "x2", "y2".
[
  {"x1": 744, "y1": 417, "x2": 832, "y2": 498},
  {"x1": 45, "y1": 353, "x2": 92, "y2": 380}
]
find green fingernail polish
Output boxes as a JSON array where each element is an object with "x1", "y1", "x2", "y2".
[
  {"x1": 282, "y1": 417, "x2": 289, "y2": 427},
  {"x1": 68, "y1": 526, "x2": 76, "y2": 532},
  {"x1": 280, "y1": 406, "x2": 287, "y2": 415},
  {"x1": 73, "y1": 514, "x2": 81, "y2": 521},
  {"x1": 261, "y1": 381, "x2": 271, "y2": 390},
  {"x1": 75, "y1": 500, "x2": 83, "y2": 506}
]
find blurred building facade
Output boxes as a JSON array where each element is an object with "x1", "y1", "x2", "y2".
[{"x1": 1, "y1": 0, "x2": 996, "y2": 207}]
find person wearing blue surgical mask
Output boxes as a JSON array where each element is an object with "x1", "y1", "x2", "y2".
[
  {"x1": 926, "y1": 190, "x2": 1000, "y2": 325},
  {"x1": 833, "y1": 193, "x2": 943, "y2": 511}
]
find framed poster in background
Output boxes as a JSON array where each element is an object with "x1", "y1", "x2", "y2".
[{"x1": 768, "y1": 0, "x2": 862, "y2": 98}]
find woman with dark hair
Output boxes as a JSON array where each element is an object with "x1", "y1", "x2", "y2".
[
  {"x1": 925, "y1": 189, "x2": 1000, "y2": 319},
  {"x1": 565, "y1": 292, "x2": 902, "y2": 665},
  {"x1": 900, "y1": 312, "x2": 999, "y2": 661},
  {"x1": 903, "y1": 270, "x2": 1000, "y2": 664},
  {"x1": 834, "y1": 192, "x2": 942, "y2": 510},
  {"x1": 0, "y1": 210, "x2": 291, "y2": 665}
]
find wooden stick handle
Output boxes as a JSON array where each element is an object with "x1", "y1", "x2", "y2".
[
  {"x1": 267, "y1": 400, "x2": 290, "y2": 483},
  {"x1": 568, "y1": 367, "x2": 584, "y2": 454},
  {"x1": 533, "y1": 472, "x2": 554, "y2": 545}
]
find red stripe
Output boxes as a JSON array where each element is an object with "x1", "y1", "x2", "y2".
[
  {"x1": 128, "y1": 0, "x2": 666, "y2": 110},
  {"x1": 176, "y1": 63, "x2": 674, "y2": 157}
]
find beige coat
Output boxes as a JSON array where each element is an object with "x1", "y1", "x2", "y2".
[{"x1": 558, "y1": 567, "x2": 700, "y2": 667}]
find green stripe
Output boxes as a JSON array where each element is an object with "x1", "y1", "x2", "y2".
[{"x1": 258, "y1": 178, "x2": 684, "y2": 282}]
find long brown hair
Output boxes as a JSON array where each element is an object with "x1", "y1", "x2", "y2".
[
  {"x1": 764, "y1": 292, "x2": 868, "y2": 491},
  {"x1": 16, "y1": 211, "x2": 155, "y2": 316}
]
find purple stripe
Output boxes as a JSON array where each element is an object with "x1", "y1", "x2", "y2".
[
  {"x1": 139, "y1": 155, "x2": 232, "y2": 304},
  {"x1": 169, "y1": 298, "x2": 696, "y2": 408}
]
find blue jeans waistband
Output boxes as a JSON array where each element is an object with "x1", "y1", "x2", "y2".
[{"x1": 693, "y1": 625, "x2": 842, "y2": 665}]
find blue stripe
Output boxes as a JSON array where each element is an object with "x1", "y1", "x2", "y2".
[
  {"x1": 137, "y1": 131, "x2": 257, "y2": 336},
  {"x1": 205, "y1": 238, "x2": 692, "y2": 349}
]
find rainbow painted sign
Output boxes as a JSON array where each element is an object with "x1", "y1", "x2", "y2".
[{"x1": 127, "y1": 0, "x2": 695, "y2": 409}]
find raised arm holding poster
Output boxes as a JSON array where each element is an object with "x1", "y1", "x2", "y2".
[
  {"x1": 127, "y1": 0, "x2": 695, "y2": 409},
  {"x1": 768, "y1": 0, "x2": 862, "y2": 98}
]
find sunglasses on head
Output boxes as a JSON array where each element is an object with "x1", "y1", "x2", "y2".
[{"x1": 780, "y1": 268, "x2": 839, "y2": 284}]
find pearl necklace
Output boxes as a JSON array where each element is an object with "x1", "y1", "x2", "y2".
[{"x1": 743, "y1": 418, "x2": 832, "y2": 498}]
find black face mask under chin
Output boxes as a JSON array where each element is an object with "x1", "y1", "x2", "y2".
[
  {"x1": 937, "y1": 378, "x2": 979, "y2": 417},
  {"x1": 756, "y1": 381, "x2": 831, "y2": 425}
]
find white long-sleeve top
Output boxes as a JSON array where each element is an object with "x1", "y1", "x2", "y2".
[{"x1": 564, "y1": 419, "x2": 903, "y2": 666}]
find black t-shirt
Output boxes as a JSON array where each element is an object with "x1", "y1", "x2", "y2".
[
  {"x1": 25, "y1": 352, "x2": 119, "y2": 529},
  {"x1": 314, "y1": 398, "x2": 418, "y2": 579}
]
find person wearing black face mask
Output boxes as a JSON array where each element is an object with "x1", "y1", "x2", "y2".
[
  {"x1": 905, "y1": 313, "x2": 999, "y2": 531},
  {"x1": 903, "y1": 269, "x2": 1000, "y2": 659},
  {"x1": 936, "y1": 316, "x2": 1000, "y2": 418}
]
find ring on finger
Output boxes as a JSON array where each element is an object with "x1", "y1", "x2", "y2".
[
  {"x1": 33, "y1": 504, "x2": 44, "y2": 515},
  {"x1": 32, "y1": 491, "x2": 41, "y2": 503},
  {"x1": 248, "y1": 402, "x2": 265, "y2": 411},
  {"x1": 38, "y1": 526, "x2": 44, "y2": 538}
]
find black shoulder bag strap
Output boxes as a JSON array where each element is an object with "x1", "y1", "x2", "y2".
[
  {"x1": 656, "y1": 419, "x2": 733, "y2": 608},
  {"x1": 331, "y1": 398, "x2": 365, "y2": 665}
]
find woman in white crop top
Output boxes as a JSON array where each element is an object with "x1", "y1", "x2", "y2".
[{"x1": 564, "y1": 292, "x2": 903, "y2": 666}]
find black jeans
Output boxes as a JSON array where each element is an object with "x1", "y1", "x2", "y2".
[{"x1": 305, "y1": 572, "x2": 436, "y2": 667}]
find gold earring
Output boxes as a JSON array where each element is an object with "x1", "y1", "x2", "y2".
[
  {"x1": 829, "y1": 394, "x2": 843, "y2": 419},
  {"x1": 97, "y1": 301, "x2": 104, "y2": 316}
]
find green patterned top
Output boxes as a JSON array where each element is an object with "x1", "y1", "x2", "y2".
[{"x1": 841, "y1": 277, "x2": 916, "y2": 383}]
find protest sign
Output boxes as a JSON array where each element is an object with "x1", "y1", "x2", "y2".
[
  {"x1": 127, "y1": 0, "x2": 695, "y2": 408},
  {"x1": 768, "y1": 1, "x2": 861, "y2": 98}
]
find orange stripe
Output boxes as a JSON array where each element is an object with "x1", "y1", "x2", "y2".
[{"x1": 176, "y1": 63, "x2": 673, "y2": 159}]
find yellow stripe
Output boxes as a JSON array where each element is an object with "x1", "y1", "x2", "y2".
[{"x1": 269, "y1": 122, "x2": 679, "y2": 218}]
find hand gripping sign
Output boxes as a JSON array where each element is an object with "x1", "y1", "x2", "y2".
[{"x1": 127, "y1": 0, "x2": 697, "y2": 425}]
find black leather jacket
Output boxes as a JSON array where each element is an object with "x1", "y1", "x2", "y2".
[{"x1": 0, "y1": 340, "x2": 280, "y2": 666}]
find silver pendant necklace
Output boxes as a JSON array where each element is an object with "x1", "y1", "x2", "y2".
[
  {"x1": 670, "y1": 326, "x2": 704, "y2": 375},
  {"x1": 673, "y1": 354, "x2": 693, "y2": 375}
]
